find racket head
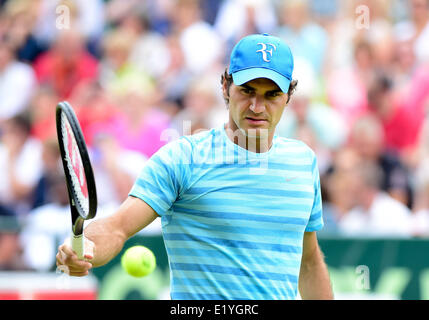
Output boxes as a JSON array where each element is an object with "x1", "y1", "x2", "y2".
[{"x1": 56, "y1": 101, "x2": 97, "y2": 235}]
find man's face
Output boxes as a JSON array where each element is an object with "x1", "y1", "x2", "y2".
[{"x1": 223, "y1": 78, "x2": 289, "y2": 138}]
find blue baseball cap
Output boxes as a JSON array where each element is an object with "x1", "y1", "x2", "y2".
[{"x1": 228, "y1": 33, "x2": 294, "y2": 93}]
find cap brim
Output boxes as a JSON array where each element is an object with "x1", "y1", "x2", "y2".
[{"x1": 231, "y1": 68, "x2": 291, "y2": 93}]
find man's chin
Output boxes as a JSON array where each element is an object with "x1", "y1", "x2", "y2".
[{"x1": 239, "y1": 127, "x2": 270, "y2": 139}]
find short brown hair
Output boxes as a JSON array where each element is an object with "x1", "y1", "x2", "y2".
[{"x1": 221, "y1": 68, "x2": 298, "y2": 105}]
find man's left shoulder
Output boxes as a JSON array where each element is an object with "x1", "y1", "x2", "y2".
[{"x1": 275, "y1": 136, "x2": 316, "y2": 158}]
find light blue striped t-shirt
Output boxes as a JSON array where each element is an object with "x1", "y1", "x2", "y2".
[{"x1": 129, "y1": 125, "x2": 324, "y2": 300}]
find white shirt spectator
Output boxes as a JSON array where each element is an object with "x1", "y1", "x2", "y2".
[
  {"x1": 20, "y1": 203, "x2": 70, "y2": 271},
  {"x1": 214, "y1": 0, "x2": 278, "y2": 43},
  {"x1": 0, "y1": 138, "x2": 43, "y2": 212},
  {"x1": 395, "y1": 20, "x2": 429, "y2": 65},
  {"x1": 129, "y1": 32, "x2": 171, "y2": 79},
  {"x1": 33, "y1": 0, "x2": 105, "y2": 45},
  {"x1": 180, "y1": 21, "x2": 224, "y2": 75},
  {"x1": 0, "y1": 61, "x2": 35, "y2": 121},
  {"x1": 338, "y1": 192, "x2": 413, "y2": 237}
]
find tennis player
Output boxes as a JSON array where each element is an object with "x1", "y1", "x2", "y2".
[{"x1": 56, "y1": 33, "x2": 333, "y2": 300}]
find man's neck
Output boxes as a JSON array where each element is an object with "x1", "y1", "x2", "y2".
[{"x1": 224, "y1": 123, "x2": 273, "y2": 153}]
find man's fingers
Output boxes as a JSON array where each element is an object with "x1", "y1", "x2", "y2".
[
  {"x1": 59, "y1": 241, "x2": 76, "y2": 258},
  {"x1": 57, "y1": 242, "x2": 92, "y2": 272},
  {"x1": 56, "y1": 237, "x2": 95, "y2": 277},
  {"x1": 59, "y1": 254, "x2": 92, "y2": 270},
  {"x1": 56, "y1": 261, "x2": 92, "y2": 275},
  {"x1": 66, "y1": 264, "x2": 92, "y2": 273},
  {"x1": 69, "y1": 270, "x2": 89, "y2": 277}
]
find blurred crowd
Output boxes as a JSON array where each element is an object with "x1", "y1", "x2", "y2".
[{"x1": 0, "y1": 0, "x2": 429, "y2": 272}]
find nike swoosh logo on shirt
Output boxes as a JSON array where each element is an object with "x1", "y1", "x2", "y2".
[{"x1": 285, "y1": 176, "x2": 299, "y2": 182}]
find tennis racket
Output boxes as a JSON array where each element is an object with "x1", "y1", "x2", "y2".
[{"x1": 56, "y1": 101, "x2": 97, "y2": 260}]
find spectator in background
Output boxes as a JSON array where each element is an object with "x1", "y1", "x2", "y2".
[
  {"x1": 105, "y1": 0, "x2": 172, "y2": 35},
  {"x1": 99, "y1": 28, "x2": 153, "y2": 101},
  {"x1": 171, "y1": 74, "x2": 228, "y2": 135},
  {"x1": 33, "y1": 29, "x2": 98, "y2": 99},
  {"x1": 0, "y1": 191, "x2": 21, "y2": 270},
  {"x1": 366, "y1": 71, "x2": 419, "y2": 155},
  {"x1": 31, "y1": 139, "x2": 62, "y2": 209},
  {"x1": 0, "y1": 38, "x2": 36, "y2": 121},
  {"x1": 97, "y1": 86, "x2": 171, "y2": 159},
  {"x1": 113, "y1": 7, "x2": 171, "y2": 80},
  {"x1": 399, "y1": 61, "x2": 429, "y2": 159},
  {"x1": 327, "y1": 40, "x2": 373, "y2": 126},
  {"x1": 91, "y1": 133, "x2": 147, "y2": 207},
  {"x1": 308, "y1": 0, "x2": 339, "y2": 27},
  {"x1": 28, "y1": 85, "x2": 59, "y2": 142},
  {"x1": 320, "y1": 148, "x2": 362, "y2": 235},
  {"x1": 2, "y1": 0, "x2": 44, "y2": 63},
  {"x1": 215, "y1": 0, "x2": 278, "y2": 53},
  {"x1": 157, "y1": 33, "x2": 194, "y2": 110},
  {"x1": 325, "y1": 0, "x2": 395, "y2": 125},
  {"x1": 349, "y1": 115, "x2": 413, "y2": 208},
  {"x1": 276, "y1": 58, "x2": 348, "y2": 173},
  {"x1": 394, "y1": 0, "x2": 429, "y2": 65},
  {"x1": 169, "y1": 0, "x2": 224, "y2": 75},
  {"x1": 67, "y1": 80, "x2": 119, "y2": 147},
  {"x1": 392, "y1": 3, "x2": 429, "y2": 155},
  {"x1": 0, "y1": 215, "x2": 20, "y2": 270},
  {"x1": 276, "y1": 0, "x2": 328, "y2": 74},
  {"x1": 325, "y1": 0, "x2": 392, "y2": 71},
  {"x1": 357, "y1": 0, "x2": 394, "y2": 72},
  {"x1": 0, "y1": 114, "x2": 43, "y2": 216},
  {"x1": 32, "y1": 0, "x2": 105, "y2": 54},
  {"x1": 392, "y1": 27, "x2": 417, "y2": 89},
  {"x1": 20, "y1": 171, "x2": 70, "y2": 271},
  {"x1": 292, "y1": 123, "x2": 332, "y2": 177},
  {"x1": 105, "y1": 0, "x2": 149, "y2": 29},
  {"x1": 338, "y1": 160, "x2": 413, "y2": 237}
]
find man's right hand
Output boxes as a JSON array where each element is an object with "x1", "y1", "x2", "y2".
[{"x1": 56, "y1": 237, "x2": 95, "y2": 277}]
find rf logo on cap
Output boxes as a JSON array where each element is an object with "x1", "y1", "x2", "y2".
[{"x1": 256, "y1": 43, "x2": 277, "y2": 62}]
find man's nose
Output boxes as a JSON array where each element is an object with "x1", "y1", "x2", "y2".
[{"x1": 249, "y1": 95, "x2": 265, "y2": 113}]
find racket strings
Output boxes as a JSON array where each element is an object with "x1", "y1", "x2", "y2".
[{"x1": 61, "y1": 112, "x2": 90, "y2": 215}]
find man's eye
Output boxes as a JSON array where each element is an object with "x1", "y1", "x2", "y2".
[
  {"x1": 266, "y1": 92, "x2": 280, "y2": 98},
  {"x1": 241, "y1": 88, "x2": 253, "y2": 95}
]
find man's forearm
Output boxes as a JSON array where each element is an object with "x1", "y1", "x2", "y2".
[
  {"x1": 299, "y1": 249, "x2": 334, "y2": 300},
  {"x1": 84, "y1": 216, "x2": 128, "y2": 268}
]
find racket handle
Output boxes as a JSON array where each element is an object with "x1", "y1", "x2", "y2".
[{"x1": 72, "y1": 233, "x2": 85, "y2": 260}]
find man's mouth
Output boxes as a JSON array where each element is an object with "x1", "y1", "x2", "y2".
[{"x1": 245, "y1": 117, "x2": 268, "y2": 124}]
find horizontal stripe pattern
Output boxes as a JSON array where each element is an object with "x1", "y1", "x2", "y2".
[
  {"x1": 164, "y1": 233, "x2": 301, "y2": 254},
  {"x1": 129, "y1": 126, "x2": 324, "y2": 300},
  {"x1": 170, "y1": 206, "x2": 309, "y2": 226},
  {"x1": 166, "y1": 247, "x2": 300, "y2": 268},
  {"x1": 170, "y1": 263, "x2": 297, "y2": 282}
]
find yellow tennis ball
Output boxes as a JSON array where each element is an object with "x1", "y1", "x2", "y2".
[{"x1": 121, "y1": 245, "x2": 156, "y2": 277}]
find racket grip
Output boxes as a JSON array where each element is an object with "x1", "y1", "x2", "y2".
[{"x1": 72, "y1": 233, "x2": 85, "y2": 260}]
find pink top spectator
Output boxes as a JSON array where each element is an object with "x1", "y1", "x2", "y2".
[
  {"x1": 112, "y1": 109, "x2": 170, "y2": 157},
  {"x1": 89, "y1": 108, "x2": 170, "y2": 158},
  {"x1": 327, "y1": 67, "x2": 369, "y2": 125}
]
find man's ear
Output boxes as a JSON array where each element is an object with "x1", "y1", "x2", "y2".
[
  {"x1": 222, "y1": 78, "x2": 230, "y2": 108},
  {"x1": 285, "y1": 93, "x2": 290, "y2": 106},
  {"x1": 222, "y1": 78, "x2": 228, "y2": 99}
]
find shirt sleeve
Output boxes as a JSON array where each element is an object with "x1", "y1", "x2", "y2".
[
  {"x1": 128, "y1": 137, "x2": 193, "y2": 216},
  {"x1": 305, "y1": 151, "x2": 324, "y2": 232}
]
